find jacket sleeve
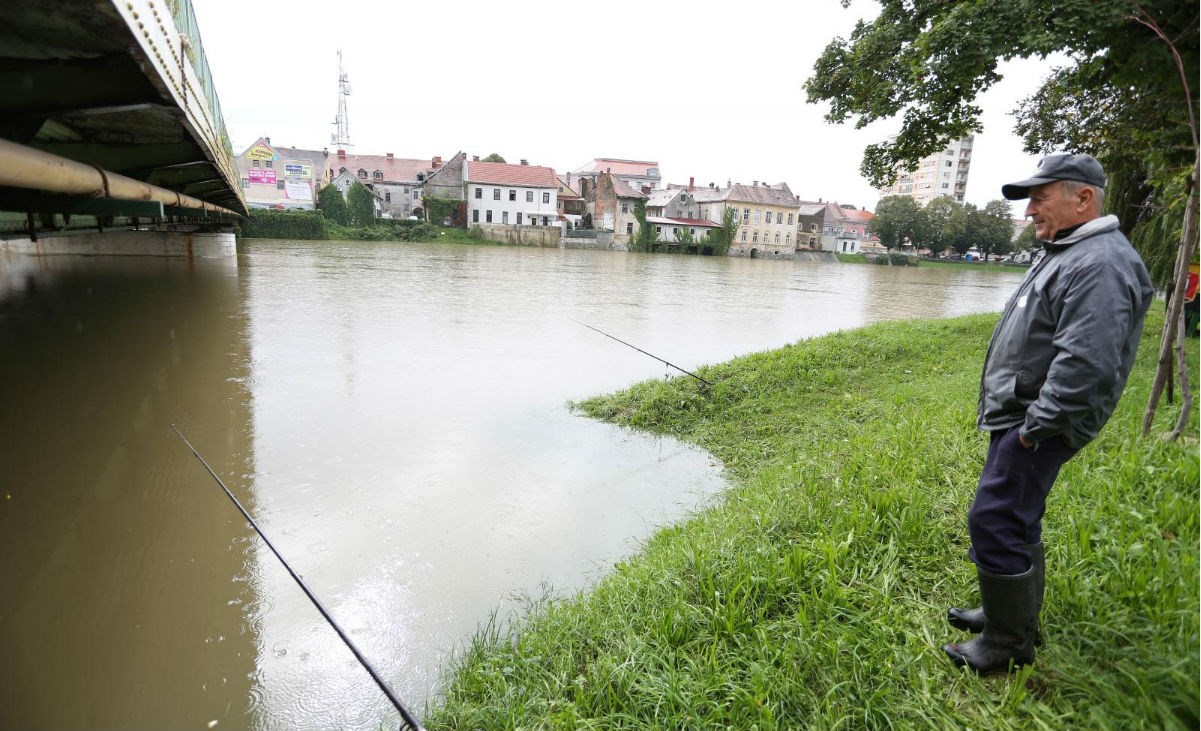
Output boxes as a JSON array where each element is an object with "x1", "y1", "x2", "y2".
[{"x1": 1020, "y1": 255, "x2": 1139, "y2": 446}]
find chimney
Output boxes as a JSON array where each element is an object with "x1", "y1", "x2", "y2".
[
  {"x1": 689, "y1": 176, "x2": 694, "y2": 191},
  {"x1": 567, "y1": 172, "x2": 572, "y2": 187},
  {"x1": 520, "y1": 159, "x2": 528, "y2": 166},
  {"x1": 265, "y1": 137, "x2": 270, "y2": 144},
  {"x1": 387, "y1": 152, "x2": 394, "y2": 159},
  {"x1": 433, "y1": 156, "x2": 442, "y2": 166},
  {"x1": 752, "y1": 180, "x2": 758, "y2": 187},
  {"x1": 337, "y1": 149, "x2": 346, "y2": 157},
  {"x1": 473, "y1": 155, "x2": 480, "y2": 161}
]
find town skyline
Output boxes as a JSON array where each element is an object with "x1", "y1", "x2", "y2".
[{"x1": 194, "y1": 0, "x2": 1061, "y2": 217}]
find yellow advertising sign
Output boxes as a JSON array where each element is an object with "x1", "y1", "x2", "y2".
[{"x1": 246, "y1": 143, "x2": 277, "y2": 161}]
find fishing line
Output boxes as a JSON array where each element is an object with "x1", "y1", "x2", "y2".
[
  {"x1": 572, "y1": 318, "x2": 713, "y2": 388},
  {"x1": 170, "y1": 425, "x2": 425, "y2": 731}
]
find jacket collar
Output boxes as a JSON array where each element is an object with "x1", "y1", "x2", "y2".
[{"x1": 1043, "y1": 214, "x2": 1119, "y2": 248}]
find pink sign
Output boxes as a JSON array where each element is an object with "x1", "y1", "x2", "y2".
[{"x1": 248, "y1": 170, "x2": 277, "y2": 184}]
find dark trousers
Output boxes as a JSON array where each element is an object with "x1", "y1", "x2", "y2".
[{"x1": 968, "y1": 426, "x2": 1080, "y2": 575}]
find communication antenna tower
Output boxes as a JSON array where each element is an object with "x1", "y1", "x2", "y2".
[{"x1": 331, "y1": 50, "x2": 351, "y2": 148}]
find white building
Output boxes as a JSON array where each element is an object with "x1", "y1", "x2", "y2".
[
  {"x1": 464, "y1": 160, "x2": 559, "y2": 227},
  {"x1": 878, "y1": 135, "x2": 974, "y2": 205}
]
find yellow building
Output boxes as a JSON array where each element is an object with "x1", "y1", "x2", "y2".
[{"x1": 694, "y1": 181, "x2": 801, "y2": 258}]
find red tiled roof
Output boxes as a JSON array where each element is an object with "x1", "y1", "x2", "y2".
[
  {"x1": 843, "y1": 208, "x2": 875, "y2": 223},
  {"x1": 576, "y1": 158, "x2": 660, "y2": 176},
  {"x1": 465, "y1": 161, "x2": 558, "y2": 188},
  {"x1": 327, "y1": 151, "x2": 439, "y2": 183},
  {"x1": 726, "y1": 183, "x2": 798, "y2": 207}
]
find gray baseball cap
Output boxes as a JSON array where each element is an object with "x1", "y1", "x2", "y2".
[{"x1": 1001, "y1": 153, "x2": 1107, "y2": 200}]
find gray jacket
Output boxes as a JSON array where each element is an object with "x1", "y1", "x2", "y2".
[{"x1": 977, "y1": 215, "x2": 1153, "y2": 448}]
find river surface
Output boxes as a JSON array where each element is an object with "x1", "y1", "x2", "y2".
[{"x1": 0, "y1": 240, "x2": 1024, "y2": 730}]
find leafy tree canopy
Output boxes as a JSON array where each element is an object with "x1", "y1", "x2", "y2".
[
  {"x1": 482, "y1": 153, "x2": 506, "y2": 163},
  {"x1": 869, "y1": 195, "x2": 925, "y2": 250},
  {"x1": 806, "y1": 0, "x2": 1197, "y2": 284}
]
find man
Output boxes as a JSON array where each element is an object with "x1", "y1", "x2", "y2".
[{"x1": 942, "y1": 153, "x2": 1154, "y2": 674}]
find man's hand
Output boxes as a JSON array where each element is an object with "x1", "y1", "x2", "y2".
[{"x1": 1019, "y1": 434, "x2": 1034, "y2": 449}]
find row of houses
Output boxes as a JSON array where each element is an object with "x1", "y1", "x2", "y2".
[{"x1": 233, "y1": 138, "x2": 879, "y2": 257}]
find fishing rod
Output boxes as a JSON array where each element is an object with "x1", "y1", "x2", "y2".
[
  {"x1": 572, "y1": 318, "x2": 713, "y2": 388},
  {"x1": 170, "y1": 425, "x2": 425, "y2": 731}
]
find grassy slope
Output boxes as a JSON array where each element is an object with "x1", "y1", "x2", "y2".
[{"x1": 428, "y1": 310, "x2": 1198, "y2": 730}]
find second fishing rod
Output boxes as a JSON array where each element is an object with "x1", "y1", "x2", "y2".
[{"x1": 572, "y1": 318, "x2": 713, "y2": 388}]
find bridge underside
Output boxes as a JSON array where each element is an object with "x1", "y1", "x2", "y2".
[{"x1": 0, "y1": 0, "x2": 246, "y2": 245}]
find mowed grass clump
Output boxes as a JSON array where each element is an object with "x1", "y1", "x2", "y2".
[{"x1": 427, "y1": 311, "x2": 1198, "y2": 730}]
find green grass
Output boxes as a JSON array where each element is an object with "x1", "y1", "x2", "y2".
[{"x1": 426, "y1": 310, "x2": 1199, "y2": 730}]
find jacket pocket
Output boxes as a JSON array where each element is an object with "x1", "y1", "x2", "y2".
[{"x1": 1014, "y1": 371, "x2": 1040, "y2": 401}]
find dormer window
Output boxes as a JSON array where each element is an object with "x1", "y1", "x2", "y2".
[
  {"x1": 647, "y1": 168, "x2": 660, "y2": 177},
  {"x1": 417, "y1": 173, "x2": 425, "y2": 182},
  {"x1": 373, "y1": 170, "x2": 383, "y2": 181},
  {"x1": 339, "y1": 167, "x2": 347, "y2": 174},
  {"x1": 357, "y1": 169, "x2": 367, "y2": 179}
]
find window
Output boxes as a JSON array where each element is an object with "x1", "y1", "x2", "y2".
[
  {"x1": 412, "y1": 191, "x2": 418, "y2": 200},
  {"x1": 658, "y1": 226, "x2": 664, "y2": 235},
  {"x1": 252, "y1": 160, "x2": 260, "y2": 168},
  {"x1": 473, "y1": 209, "x2": 479, "y2": 223},
  {"x1": 266, "y1": 160, "x2": 273, "y2": 168},
  {"x1": 517, "y1": 212, "x2": 523, "y2": 225},
  {"x1": 475, "y1": 187, "x2": 482, "y2": 199},
  {"x1": 775, "y1": 233, "x2": 781, "y2": 244},
  {"x1": 753, "y1": 232, "x2": 759, "y2": 243},
  {"x1": 493, "y1": 188, "x2": 501, "y2": 200},
  {"x1": 672, "y1": 227, "x2": 678, "y2": 235},
  {"x1": 741, "y1": 230, "x2": 747, "y2": 242},
  {"x1": 542, "y1": 216, "x2": 548, "y2": 226},
  {"x1": 240, "y1": 177, "x2": 249, "y2": 187},
  {"x1": 417, "y1": 174, "x2": 425, "y2": 182},
  {"x1": 385, "y1": 192, "x2": 391, "y2": 202},
  {"x1": 502, "y1": 211, "x2": 509, "y2": 223},
  {"x1": 486, "y1": 210, "x2": 493, "y2": 223},
  {"x1": 526, "y1": 191, "x2": 533, "y2": 202},
  {"x1": 373, "y1": 171, "x2": 383, "y2": 181},
  {"x1": 811, "y1": 223, "x2": 818, "y2": 232},
  {"x1": 543, "y1": 192, "x2": 550, "y2": 204},
  {"x1": 404, "y1": 187, "x2": 410, "y2": 194},
  {"x1": 946, "y1": 160, "x2": 953, "y2": 167},
  {"x1": 776, "y1": 212, "x2": 783, "y2": 224},
  {"x1": 941, "y1": 183, "x2": 950, "y2": 188},
  {"x1": 742, "y1": 208, "x2": 749, "y2": 222},
  {"x1": 786, "y1": 233, "x2": 791, "y2": 245},
  {"x1": 357, "y1": 169, "x2": 367, "y2": 179},
  {"x1": 339, "y1": 167, "x2": 347, "y2": 174},
  {"x1": 754, "y1": 210, "x2": 761, "y2": 223},
  {"x1": 690, "y1": 228, "x2": 696, "y2": 236},
  {"x1": 627, "y1": 222, "x2": 633, "y2": 235},
  {"x1": 788, "y1": 213, "x2": 794, "y2": 225},
  {"x1": 509, "y1": 190, "x2": 516, "y2": 201},
  {"x1": 621, "y1": 203, "x2": 628, "y2": 214}
]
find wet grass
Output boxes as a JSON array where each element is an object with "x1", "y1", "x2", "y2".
[{"x1": 426, "y1": 310, "x2": 1198, "y2": 730}]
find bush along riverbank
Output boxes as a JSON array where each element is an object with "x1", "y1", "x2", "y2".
[
  {"x1": 238, "y1": 209, "x2": 498, "y2": 245},
  {"x1": 427, "y1": 309, "x2": 1198, "y2": 730}
]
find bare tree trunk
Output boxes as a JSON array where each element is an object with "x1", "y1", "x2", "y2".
[
  {"x1": 1143, "y1": 167, "x2": 1199, "y2": 439},
  {"x1": 1166, "y1": 296, "x2": 1194, "y2": 440}
]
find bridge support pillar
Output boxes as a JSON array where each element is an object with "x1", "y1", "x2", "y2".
[{"x1": 0, "y1": 230, "x2": 236, "y2": 258}]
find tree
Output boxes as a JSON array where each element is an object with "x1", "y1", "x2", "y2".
[
  {"x1": 317, "y1": 184, "x2": 349, "y2": 226},
  {"x1": 482, "y1": 153, "x2": 506, "y2": 163},
  {"x1": 711, "y1": 205, "x2": 739, "y2": 256},
  {"x1": 920, "y1": 196, "x2": 962, "y2": 255},
  {"x1": 870, "y1": 195, "x2": 924, "y2": 251},
  {"x1": 806, "y1": 0, "x2": 1197, "y2": 438},
  {"x1": 346, "y1": 181, "x2": 376, "y2": 227},
  {"x1": 977, "y1": 200, "x2": 1017, "y2": 262},
  {"x1": 631, "y1": 199, "x2": 659, "y2": 252}
]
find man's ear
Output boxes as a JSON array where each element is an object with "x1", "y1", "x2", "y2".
[{"x1": 1077, "y1": 185, "x2": 1095, "y2": 212}]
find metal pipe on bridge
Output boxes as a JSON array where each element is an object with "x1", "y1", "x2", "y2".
[{"x1": 0, "y1": 138, "x2": 241, "y2": 217}]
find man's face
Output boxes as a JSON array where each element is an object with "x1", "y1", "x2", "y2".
[{"x1": 1024, "y1": 181, "x2": 1093, "y2": 241}]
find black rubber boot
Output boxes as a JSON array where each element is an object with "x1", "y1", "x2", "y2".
[
  {"x1": 948, "y1": 542, "x2": 1043, "y2": 633},
  {"x1": 942, "y1": 564, "x2": 1039, "y2": 674}
]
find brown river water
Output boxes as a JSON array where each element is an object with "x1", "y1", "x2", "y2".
[{"x1": 0, "y1": 240, "x2": 1023, "y2": 730}]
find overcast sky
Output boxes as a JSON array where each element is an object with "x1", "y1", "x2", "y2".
[{"x1": 193, "y1": 0, "x2": 1061, "y2": 217}]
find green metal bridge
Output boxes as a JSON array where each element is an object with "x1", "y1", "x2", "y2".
[{"x1": 0, "y1": 0, "x2": 246, "y2": 252}]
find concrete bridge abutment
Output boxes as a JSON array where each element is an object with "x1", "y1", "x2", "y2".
[{"x1": 0, "y1": 230, "x2": 237, "y2": 258}]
